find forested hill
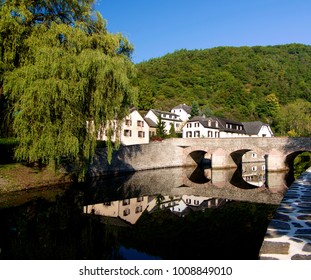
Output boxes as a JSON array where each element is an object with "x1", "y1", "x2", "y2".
[{"x1": 135, "y1": 44, "x2": 311, "y2": 136}]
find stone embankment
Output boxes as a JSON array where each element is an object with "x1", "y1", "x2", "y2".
[{"x1": 259, "y1": 167, "x2": 311, "y2": 260}]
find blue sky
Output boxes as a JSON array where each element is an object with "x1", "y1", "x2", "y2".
[{"x1": 95, "y1": 0, "x2": 311, "y2": 63}]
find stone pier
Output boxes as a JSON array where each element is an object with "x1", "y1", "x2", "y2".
[{"x1": 259, "y1": 167, "x2": 311, "y2": 260}]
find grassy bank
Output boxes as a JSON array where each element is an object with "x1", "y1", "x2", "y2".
[{"x1": 0, "y1": 163, "x2": 72, "y2": 193}]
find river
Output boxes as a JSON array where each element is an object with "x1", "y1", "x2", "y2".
[{"x1": 0, "y1": 165, "x2": 289, "y2": 260}]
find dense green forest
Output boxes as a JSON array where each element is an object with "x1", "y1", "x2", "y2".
[{"x1": 136, "y1": 44, "x2": 311, "y2": 136}]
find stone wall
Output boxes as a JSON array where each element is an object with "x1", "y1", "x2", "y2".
[
  {"x1": 88, "y1": 137, "x2": 311, "y2": 176},
  {"x1": 259, "y1": 167, "x2": 311, "y2": 260}
]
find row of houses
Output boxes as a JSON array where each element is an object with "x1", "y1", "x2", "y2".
[{"x1": 97, "y1": 104, "x2": 274, "y2": 146}]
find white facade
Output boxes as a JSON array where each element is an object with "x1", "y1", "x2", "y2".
[
  {"x1": 170, "y1": 104, "x2": 191, "y2": 122},
  {"x1": 183, "y1": 117, "x2": 274, "y2": 139},
  {"x1": 182, "y1": 120, "x2": 220, "y2": 138},
  {"x1": 145, "y1": 109, "x2": 183, "y2": 134},
  {"x1": 97, "y1": 109, "x2": 149, "y2": 145},
  {"x1": 253, "y1": 125, "x2": 274, "y2": 137}
]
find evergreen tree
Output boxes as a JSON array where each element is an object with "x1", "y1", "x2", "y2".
[
  {"x1": 190, "y1": 101, "x2": 200, "y2": 118},
  {"x1": 156, "y1": 115, "x2": 166, "y2": 138},
  {"x1": 1, "y1": 1, "x2": 137, "y2": 175},
  {"x1": 169, "y1": 123, "x2": 177, "y2": 138}
]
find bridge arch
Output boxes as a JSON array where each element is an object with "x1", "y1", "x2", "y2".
[
  {"x1": 284, "y1": 149, "x2": 311, "y2": 185},
  {"x1": 183, "y1": 146, "x2": 211, "y2": 167}
]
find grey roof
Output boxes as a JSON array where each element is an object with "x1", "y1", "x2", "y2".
[
  {"x1": 144, "y1": 117, "x2": 157, "y2": 128},
  {"x1": 188, "y1": 116, "x2": 246, "y2": 133},
  {"x1": 242, "y1": 121, "x2": 271, "y2": 135},
  {"x1": 171, "y1": 104, "x2": 192, "y2": 114},
  {"x1": 150, "y1": 109, "x2": 182, "y2": 122}
]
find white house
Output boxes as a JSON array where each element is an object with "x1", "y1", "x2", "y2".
[
  {"x1": 182, "y1": 116, "x2": 220, "y2": 138},
  {"x1": 242, "y1": 121, "x2": 274, "y2": 137},
  {"x1": 183, "y1": 116, "x2": 274, "y2": 139},
  {"x1": 97, "y1": 108, "x2": 149, "y2": 145},
  {"x1": 170, "y1": 104, "x2": 192, "y2": 122},
  {"x1": 145, "y1": 109, "x2": 183, "y2": 134}
]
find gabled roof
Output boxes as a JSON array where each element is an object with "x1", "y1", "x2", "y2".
[
  {"x1": 171, "y1": 104, "x2": 192, "y2": 114},
  {"x1": 242, "y1": 121, "x2": 272, "y2": 135},
  {"x1": 149, "y1": 109, "x2": 183, "y2": 122},
  {"x1": 188, "y1": 116, "x2": 218, "y2": 129},
  {"x1": 144, "y1": 117, "x2": 157, "y2": 128},
  {"x1": 187, "y1": 116, "x2": 246, "y2": 133}
]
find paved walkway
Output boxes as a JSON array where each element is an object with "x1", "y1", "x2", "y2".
[{"x1": 259, "y1": 167, "x2": 311, "y2": 259}]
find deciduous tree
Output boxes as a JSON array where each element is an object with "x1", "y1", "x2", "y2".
[{"x1": 1, "y1": 0, "x2": 137, "y2": 176}]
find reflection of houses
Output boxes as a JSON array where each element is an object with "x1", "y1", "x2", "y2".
[
  {"x1": 182, "y1": 116, "x2": 273, "y2": 138},
  {"x1": 152, "y1": 195, "x2": 228, "y2": 217},
  {"x1": 145, "y1": 109, "x2": 183, "y2": 134},
  {"x1": 242, "y1": 151, "x2": 266, "y2": 187},
  {"x1": 97, "y1": 108, "x2": 149, "y2": 146},
  {"x1": 84, "y1": 194, "x2": 229, "y2": 225},
  {"x1": 84, "y1": 196, "x2": 156, "y2": 225}
]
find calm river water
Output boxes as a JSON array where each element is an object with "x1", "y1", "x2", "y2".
[{"x1": 0, "y1": 165, "x2": 290, "y2": 260}]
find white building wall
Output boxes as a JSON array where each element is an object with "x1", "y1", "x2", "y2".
[
  {"x1": 145, "y1": 110, "x2": 183, "y2": 134},
  {"x1": 182, "y1": 122, "x2": 219, "y2": 138},
  {"x1": 258, "y1": 126, "x2": 273, "y2": 137},
  {"x1": 171, "y1": 108, "x2": 190, "y2": 122},
  {"x1": 121, "y1": 110, "x2": 149, "y2": 145},
  {"x1": 98, "y1": 110, "x2": 149, "y2": 145}
]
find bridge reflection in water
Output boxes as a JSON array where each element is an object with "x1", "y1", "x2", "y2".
[
  {"x1": 83, "y1": 165, "x2": 288, "y2": 226},
  {"x1": 0, "y1": 165, "x2": 290, "y2": 260}
]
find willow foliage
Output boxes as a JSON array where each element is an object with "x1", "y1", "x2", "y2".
[{"x1": 1, "y1": 1, "x2": 137, "y2": 172}]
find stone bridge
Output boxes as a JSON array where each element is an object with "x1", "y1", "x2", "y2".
[{"x1": 89, "y1": 137, "x2": 311, "y2": 177}]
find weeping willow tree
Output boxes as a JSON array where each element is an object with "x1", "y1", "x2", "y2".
[{"x1": 1, "y1": 0, "x2": 137, "y2": 176}]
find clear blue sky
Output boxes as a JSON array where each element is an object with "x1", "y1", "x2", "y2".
[{"x1": 95, "y1": 0, "x2": 311, "y2": 63}]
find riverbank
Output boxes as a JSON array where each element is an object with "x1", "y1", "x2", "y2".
[{"x1": 0, "y1": 163, "x2": 72, "y2": 193}]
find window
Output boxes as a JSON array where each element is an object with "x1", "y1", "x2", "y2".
[
  {"x1": 208, "y1": 131, "x2": 213, "y2": 138},
  {"x1": 124, "y1": 130, "x2": 132, "y2": 137},
  {"x1": 215, "y1": 121, "x2": 218, "y2": 128},
  {"x1": 252, "y1": 153, "x2": 257, "y2": 158},
  {"x1": 125, "y1": 119, "x2": 132, "y2": 126},
  {"x1": 186, "y1": 199, "x2": 191, "y2": 204},
  {"x1": 137, "y1": 120, "x2": 144, "y2": 127},
  {"x1": 194, "y1": 122, "x2": 200, "y2": 127},
  {"x1": 252, "y1": 166, "x2": 257, "y2": 171},
  {"x1": 194, "y1": 200, "x2": 200, "y2": 205},
  {"x1": 186, "y1": 131, "x2": 192, "y2": 138},
  {"x1": 123, "y1": 209, "x2": 130, "y2": 216},
  {"x1": 135, "y1": 206, "x2": 143, "y2": 213},
  {"x1": 262, "y1": 165, "x2": 266, "y2": 171},
  {"x1": 137, "y1": 197, "x2": 144, "y2": 202},
  {"x1": 187, "y1": 123, "x2": 192, "y2": 128},
  {"x1": 194, "y1": 131, "x2": 200, "y2": 138},
  {"x1": 122, "y1": 199, "x2": 130, "y2": 206},
  {"x1": 138, "y1": 131, "x2": 145, "y2": 138}
]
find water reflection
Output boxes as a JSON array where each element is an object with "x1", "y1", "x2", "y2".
[
  {"x1": 84, "y1": 195, "x2": 229, "y2": 225},
  {"x1": 0, "y1": 165, "x2": 289, "y2": 260}
]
